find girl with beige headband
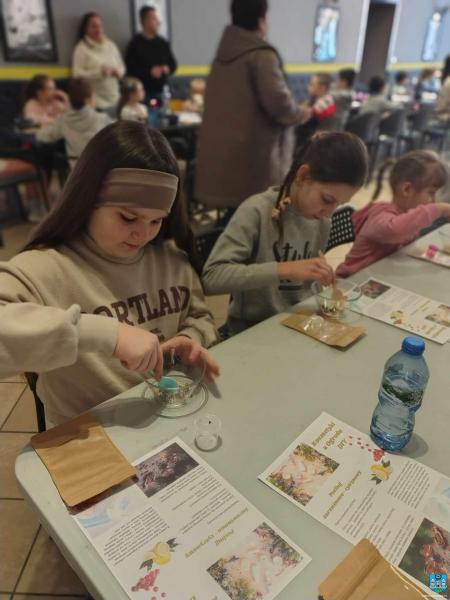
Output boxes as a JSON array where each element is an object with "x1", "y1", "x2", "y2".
[{"x1": 0, "y1": 121, "x2": 219, "y2": 428}]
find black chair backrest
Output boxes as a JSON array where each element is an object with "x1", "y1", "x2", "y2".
[
  {"x1": 326, "y1": 206, "x2": 355, "y2": 252},
  {"x1": 410, "y1": 103, "x2": 435, "y2": 133},
  {"x1": 379, "y1": 109, "x2": 406, "y2": 138},
  {"x1": 0, "y1": 94, "x2": 20, "y2": 129},
  {"x1": 195, "y1": 227, "x2": 224, "y2": 269},
  {"x1": 345, "y1": 112, "x2": 380, "y2": 143},
  {"x1": 24, "y1": 372, "x2": 46, "y2": 432},
  {"x1": 316, "y1": 114, "x2": 344, "y2": 132}
]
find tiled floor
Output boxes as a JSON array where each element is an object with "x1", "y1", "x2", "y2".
[
  {"x1": 0, "y1": 177, "x2": 382, "y2": 598},
  {"x1": 0, "y1": 375, "x2": 87, "y2": 599}
]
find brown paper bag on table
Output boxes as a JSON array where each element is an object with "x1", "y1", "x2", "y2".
[
  {"x1": 319, "y1": 539, "x2": 431, "y2": 600},
  {"x1": 31, "y1": 411, "x2": 137, "y2": 507},
  {"x1": 282, "y1": 311, "x2": 366, "y2": 348}
]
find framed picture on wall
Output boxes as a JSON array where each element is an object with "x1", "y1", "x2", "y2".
[
  {"x1": 131, "y1": 0, "x2": 171, "y2": 40},
  {"x1": 0, "y1": 0, "x2": 57, "y2": 62},
  {"x1": 312, "y1": 5, "x2": 339, "y2": 63},
  {"x1": 421, "y1": 11, "x2": 442, "y2": 62}
]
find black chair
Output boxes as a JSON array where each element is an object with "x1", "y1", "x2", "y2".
[
  {"x1": 194, "y1": 227, "x2": 224, "y2": 269},
  {"x1": 400, "y1": 103, "x2": 435, "y2": 151},
  {"x1": 377, "y1": 109, "x2": 407, "y2": 158},
  {"x1": 0, "y1": 127, "x2": 51, "y2": 218},
  {"x1": 24, "y1": 372, "x2": 46, "y2": 432},
  {"x1": 345, "y1": 111, "x2": 380, "y2": 143},
  {"x1": 0, "y1": 94, "x2": 20, "y2": 129},
  {"x1": 0, "y1": 158, "x2": 50, "y2": 222},
  {"x1": 345, "y1": 112, "x2": 380, "y2": 179},
  {"x1": 326, "y1": 206, "x2": 355, "y2": 252},
  {"x1": 316, "y1": 114, "x2": 344, "y2": 132},
  {"x1": 423, "y1": 118, "x2": 450, "y2": 152}
]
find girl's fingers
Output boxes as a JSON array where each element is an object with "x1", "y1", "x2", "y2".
[
  {"x1": 189, "y1": 344, "x2": 202, "y2": 364},
  {"x1": 122, "y1": 357, "x2": 138, "y2": 371},
  {"x1": 135, "y1": 355, "x2": 151, "y2": 373},
  {"x1": 141, "y1": 349, "x2": 157, "y2": 375},
  {"x1": 204, "y1": 354, "x2": 221, "y2": 382}
]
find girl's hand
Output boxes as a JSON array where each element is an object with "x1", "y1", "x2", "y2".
[
  {"x1": 113, "y1": 323, "x2": 163, "y2": 376},
  {"x1": 53, "y1": 90, "x2": 67, "y2": 101},
  {"x1": 278, "y1": 257, "x2": 335, "y2": 286},
  {"x1": 161, "y1": 336, "x2": 220, "y2": 383}
]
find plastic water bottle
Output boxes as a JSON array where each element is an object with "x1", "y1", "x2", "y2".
[
  {"x1": 161, "y1": 85, "x2": 172, "y2": 115},
  {"x1": 148, "y1": 98, "x2": 159, "y2": 128},
  {"x1": 370, "y1": 336, "x2": 429, "y2": 452}
]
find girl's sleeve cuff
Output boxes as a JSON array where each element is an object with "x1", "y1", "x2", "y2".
[{"x1": 78, "y1": 314, "x2": 119, "y2": 356}]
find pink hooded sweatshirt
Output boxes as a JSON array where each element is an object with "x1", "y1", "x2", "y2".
[{"x1": 336, "y1": 201, "x2": 441, "y2": 278}]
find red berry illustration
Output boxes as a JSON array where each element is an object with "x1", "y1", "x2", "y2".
[{"x1": 372, "y1": 449, "x2": 385, "y2": 461}]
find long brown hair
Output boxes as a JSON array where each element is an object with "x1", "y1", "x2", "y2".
[
  {"x1": 23, "y1": 74, "x2": 52, "y2": 102},
  {"x1": 274, "y1": 132, "x2": 368, "y2": 240},
  {"x1": 24, "y1": 121, "x2": 198, "y2": 269},
  {"x1": 371, "y1": 150, "x2": 448, "y2": 201}
]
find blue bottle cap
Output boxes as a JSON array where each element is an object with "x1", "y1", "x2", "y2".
[{"x1": 402, "y1": 336, "x2": 425, "y2": 356}]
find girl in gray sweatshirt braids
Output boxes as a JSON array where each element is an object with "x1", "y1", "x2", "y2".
[{"x1": 202, "y1": 131, "x2": 368, "y2": 335}]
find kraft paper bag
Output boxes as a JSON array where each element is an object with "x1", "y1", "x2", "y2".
[
  {"x1": 282, "y1": 311, "x2": 366, "y2": 348},
  {"x1": 31, "y1": 411, "x2": 137, "y2": 507},
  {"x1": 319, "y1": 538, "x2": 431, "y2": 600}
]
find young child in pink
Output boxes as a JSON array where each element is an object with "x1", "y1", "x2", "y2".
[{"x1": 337, "y1": 151, "x2": 450, "y2": 277}]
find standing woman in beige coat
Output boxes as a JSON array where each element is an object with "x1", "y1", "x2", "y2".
[
  {"x1": 72, "y1": 13, "x2": 125, "y2": 114},
  {"x1": 195, "y1": 0, "x2": 304, "y2": 215}
]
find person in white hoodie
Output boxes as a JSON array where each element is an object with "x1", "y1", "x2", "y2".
[
  {"x1": 37, "y1": 78, "x2": 112, "y2": 169},
  {"x1": 72, "y1": 12, "x2": 125, "y2": 113}
]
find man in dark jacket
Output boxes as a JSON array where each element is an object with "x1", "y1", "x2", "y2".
[
  {"x1": 125, "y1": 5, "x2": 177, "y2": 101},
  {"x1": 195, "y1": 0, "x2": 304, "y2": 211}
]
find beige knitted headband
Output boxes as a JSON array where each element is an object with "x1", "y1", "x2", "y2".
[{"x1": 97, "y1": 168, "x2": 178, "y2": 213}]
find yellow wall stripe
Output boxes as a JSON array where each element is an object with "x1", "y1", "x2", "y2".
[
  {"x1": 0, "y1": 66, "x2": 71, "y2": 79},
  {"x1": 285, "y1": 63, "x2": 356, "y2": 74},
  {"x1": 0, "y1": 62, "x2": 357, "y2": 80},
  {"x1": 176, "y1": 65, "x2": 210, "y2": 76},
  {"x1": 387, "y1": 62, "x2": 442, "y2": 71},
  {"x1": 1, "y1": 61, "x2": 436, "y2": 79}
]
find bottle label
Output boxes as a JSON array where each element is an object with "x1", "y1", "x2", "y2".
[{"x1": 381, "y1": 380, "x2": 424, "y2": 405}]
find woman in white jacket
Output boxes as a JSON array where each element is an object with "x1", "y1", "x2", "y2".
[{"x1": 72, "y1": 13, "x2": 125, "y2": 113}]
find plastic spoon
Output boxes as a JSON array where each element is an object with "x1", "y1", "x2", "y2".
[{"x1": 319, "y1": 251, "x2": 346, "y2": 310}]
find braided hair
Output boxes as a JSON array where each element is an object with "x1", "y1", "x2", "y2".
[{"x1": 274, "y1": 131, "x2": 368, "y2": 239}]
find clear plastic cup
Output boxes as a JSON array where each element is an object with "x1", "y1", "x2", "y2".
[{"x1": 194, "y1": 413, "x2": 221, "y2": 451}]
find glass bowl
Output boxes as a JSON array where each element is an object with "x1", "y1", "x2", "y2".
[
  {"x1": 438, "y1": 224, "x2": 450, "y2": 255},
  {"x1": 311, "y1": 280, "x2": 362, "y2": 320},
  {"x1": 143, "y1": 355, "x2": 207, "y2": 417}
]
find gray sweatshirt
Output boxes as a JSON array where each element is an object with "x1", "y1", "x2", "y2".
[
  {"x1": 202, "y1": 188, "x2": 330, "y2": 333},
  {"x1": 36, "y1": 106, "x2": 111, "y2": 167}
]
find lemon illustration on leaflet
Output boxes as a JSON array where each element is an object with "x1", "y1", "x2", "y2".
[
  {"x1": 370, "y1": 461, "x2": 392, "y2": 484},
  {"x1": 140, "y1": 538, "x2": 179, "y2": 570}
]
